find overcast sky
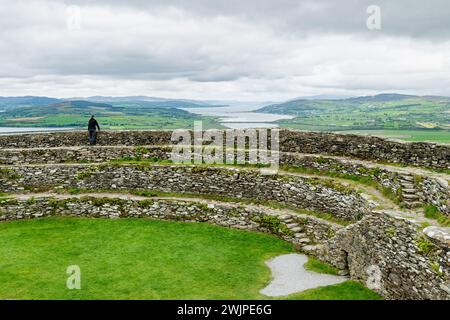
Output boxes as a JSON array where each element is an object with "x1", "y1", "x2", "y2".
[{"x1": 0, "y1": 0, "x2": 449, "y2": 101}]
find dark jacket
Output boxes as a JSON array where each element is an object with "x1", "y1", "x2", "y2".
[{"x1": 88, "y1": 118, "x2": 100, "y2": 131}]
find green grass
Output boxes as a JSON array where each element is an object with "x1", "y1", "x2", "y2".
[
  {"x1": 285, "y1": 281, "x2": 382, "y2": 300},
  {"x1": 303, "y1": 257, "x2": 339, "y2": 275},
  {"x1": 0, "y1": 217, "x2": 379, "y2": 300},
  {"x1": 424, "y1": 205, "x2": 450, "y2": 227}
]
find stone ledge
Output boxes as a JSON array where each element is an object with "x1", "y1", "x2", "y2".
[{"x1": 424, "y1": 226, "x2": 450, "y2": 245}]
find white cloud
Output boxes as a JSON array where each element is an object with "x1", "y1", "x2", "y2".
[{"x1": 0, "y1": 0, "x2": 449, "y2": 100}]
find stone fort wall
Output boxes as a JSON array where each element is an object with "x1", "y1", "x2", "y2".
[
  {"x1": 1, "y1": 144, "x2": 447, "y2": 216},
  {"x1": 0, "y1": 129, "x2": 449, "y2": 299},
  {"x1": 0, "y1": 130, "x2": 448, "y2": 169},
  {"x1": 0, "y1": 164, "x2": 370, "y2": 221}
]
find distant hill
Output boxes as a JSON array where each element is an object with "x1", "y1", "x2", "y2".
[
  {"x1": 1, "y1": 100, "x2": 119, "y2": 117},
  {"x1": 257, "y1": 94, "x2": 450, "y2": 132},
  {"x1": 345, "y1": 93, "x2": 419, "y2": 102},
  {"x1": 0, "y1": 97, "x2": 223, "y2": 130},
  {"x1": 77, "y1": 96, "x2": 222, "y2": 108},
  {"x1": 0, "y1": 95, "x2": 225, "y2": 109},
  {"x1": 0, "y1": 96, "x2": 62, "y2": 108}
]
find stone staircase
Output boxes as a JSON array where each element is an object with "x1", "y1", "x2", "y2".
[
  {"x1": 399, "y1": 174, "x2": 422, "y2": 208},
  {"x1": 278, "y1": 214, "x2": 324, "y2": 254}
]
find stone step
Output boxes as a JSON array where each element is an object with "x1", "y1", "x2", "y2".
[
  {"x1": 301, "y1": 244, "x2": 322, "y2": 253},
  {"x1": 402, "y1": 188, "x2": 416, "y2": 194},
  {"x1": 401, "y1": 182, "x2": 415, "y2": 189},
  {"x1": 404, "y1": 201, "x2": 423, "y2": 208},
  {"x1": 290, "y1": 227, "x2": 302, "y2": 233},
  {"x1": 286, "y1": 223, "x2": 299, "y2": 229},
  {"x1": 294, "y1": 233, "x2": 307, "y2": 238},
  {"x1": 295, "y1": 238, "x2": 310, "y2": 244},
  {"x1": 399, "y1": 175, "x2": 414, "y2": 182},
  {"x1": 402, "y1": 194, "x2": 420, "y2": 200},
  {"x1": 338, "y1": 270, "x2": 350, "y2": 276}
]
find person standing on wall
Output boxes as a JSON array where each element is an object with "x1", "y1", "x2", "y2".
[{"x1": 88, "y1": 115, "x2": 100, "y2": 145}]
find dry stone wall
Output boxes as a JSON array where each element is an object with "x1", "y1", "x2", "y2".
[
  {"x1": 0, "y1": 130, "x2": 449, "y2": 299},
  {"x1": 282, "y1": 153, "x2": 450, "y2": 215},
  {"x1": 0, "y1": 164, "x2": 370, "y2": 221},
  {"x1": 322, "y1": 211, "x2": 450, "y2": 300},
  {"x1": 279, "y1": 131, "x2": 449, "y2": 170},
  {"x1": 419, "y1": 177, "x2": 449, "y2": 215},
  {"x1": 1, "y1": 144, "x2": 447, "y2": 215},
  {"x1": 0, "y1": 130, "x2": 448, "y2": 169},
  {"x1": 0, "y1": 130, "x2": 172, "y2": 148},
  {"x1": 0, "y1": 146, "x2": 169, "y2": 164}
]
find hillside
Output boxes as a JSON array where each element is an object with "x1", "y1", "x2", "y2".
[
  {"x1": 0, "y1": 98, "x2": 223, "y2": 130},
  {"x1": 257, "y1": 94, "x2": 450, "y2": 142}
]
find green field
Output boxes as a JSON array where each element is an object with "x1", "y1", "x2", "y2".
[
  {"x1": 258, "y1": 94, "x2": 450, "y2": 143},
  {"x1": 0, "y1": 217, "x2": 380, "y2": 300},
  {"x1": 0, "y1": 100, "x2": 224, "y2": 130},
  {"x1": 0, "y1": 114, "x2": 223, "y2": 130}
]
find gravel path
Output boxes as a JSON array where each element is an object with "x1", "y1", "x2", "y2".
[{"x1": 260, "y1": 253, "x2": 347, "y2": 297}]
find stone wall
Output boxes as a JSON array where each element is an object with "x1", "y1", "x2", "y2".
[
  {"x1": 282, "y1": 153, "x2": 450, "y2": 215},
  {"x1": 0, "y1": 129, "x2": 449, "y2": 299},
  {"x1": 0, "y1": 164, "x2": 370, "y2": 221},
  {"x1": 2, "y1": 144, "x2": 447, "y2": 215},
  {"x1": 0, "y1": 129, "x2": 448, "y2": 169},
  {"x1": 420, "y1": 177, "x2": 449, "y2": 215},
  {"x1": 0, "y1": 130, "x2": 172, "y2": 148},
  {"x1": 322, "y1": 211, "x2": 450, "y2": 300},
  {"x1": 279, "y1": 130, "x2": 449, "y2": 170},
  {"x1": 0, "y1": 145, "x2": 170, "y2": 164}
]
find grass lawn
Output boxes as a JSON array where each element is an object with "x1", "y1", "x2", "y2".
[{"x1": 0, "y1": 217, "x2": 380, "y2": 300}]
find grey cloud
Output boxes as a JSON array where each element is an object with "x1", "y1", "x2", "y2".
[
  {"x1": 66, "y1": 0, "x2": 450, "y2": 40},
  {"x1": 0, "y1": 0, "x2": 449, "y2": 99}
]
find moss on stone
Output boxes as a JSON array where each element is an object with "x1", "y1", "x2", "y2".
[
  {"x1": 0, "y1": 168, "x2": 21, "y2": 180},
  {"x1": 385, "y1": 227, "x2": 397, "y2": 238},
  {"x1": 26, "y1": 197, "x2": 36, "y2": 205},
  {"x1": 416, "y1": 236, "x2": 436, "y2": 256},
  {"x1": 0, "y1": 198, "x2": 19, "y2": 206},
  {"x1": 136, "y1": 199, "x2": 155, "y2": 208},
  {"x1": 252, "y1": 215, "x2": 294, "y2": 237},
  {"x1": 430, "y1": 261, "x2": 444, "y2": 277},
  {"x1": 75, "y1": 167, "x2": 99, "y2": 180},
  {"x1": 79, "y1": 196, "x2": 128, "y2": 207}
]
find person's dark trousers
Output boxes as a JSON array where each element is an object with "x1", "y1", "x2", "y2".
[{"x1": 89, "y1": 130, "x2": 97, "y2": 145}]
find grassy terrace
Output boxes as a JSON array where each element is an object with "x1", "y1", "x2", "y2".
[{"x1": 0, "y1": 217, "x2": 380, "y2": 300}]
